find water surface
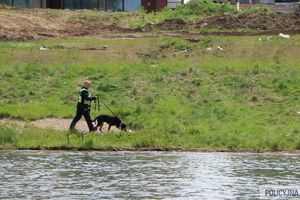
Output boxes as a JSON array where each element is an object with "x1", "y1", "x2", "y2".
[{"x1": 0, "y1": 151, "x2": 299, "y2": 199}]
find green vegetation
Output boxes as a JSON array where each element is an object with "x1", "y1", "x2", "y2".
[
  {"x1": 130, "y1": 0, "x2": 238, "y2": 29},
  {"x1": 129, "y1": 0, "x2": 274, "y2": 31},
  {"x1": 0, "y1": 35, "x2": 299, "y2": 151},
  {"x1": 0, "y1": 125, "x2": 17, "y2": 147}
]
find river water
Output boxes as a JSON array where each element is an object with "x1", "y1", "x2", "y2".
[{"x1": 0, "y1": 151, "x2": 299, "y2": 199}]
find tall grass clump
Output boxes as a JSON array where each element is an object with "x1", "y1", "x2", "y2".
[
  {"x1": 0, "y1": 125, "x2": 17, "y2": 145},
  {"x1": 174, "y1": 0, "x2": 237, "y2": 16}
]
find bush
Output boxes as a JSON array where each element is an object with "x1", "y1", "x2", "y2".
[{"x1": 0, "y1": 126, "x2": 17, "y2": 145}]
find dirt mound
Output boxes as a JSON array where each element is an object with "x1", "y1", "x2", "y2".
[
  {"x1": 0, "y1": 8, "x2": 131, "y2": 40},
  {"x1": 198, "y1": 12, "x2": 300, "y2": 31},
  {"x1": 145, "y1": 13, "x2": 300, "y2": 35},
  {"x1": 147, "y1": 18, "x2": 187, "y2": 31}
]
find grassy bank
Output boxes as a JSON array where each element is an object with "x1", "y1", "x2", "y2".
[{"x1": 0, "y1": 35, "x2": 300, "y2": 151}]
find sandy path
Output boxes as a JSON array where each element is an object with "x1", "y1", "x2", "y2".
[
  {"x1": 0, "y1": 118, "x2": 121, "y2": 133},
  {"x1": 32, "y1": 118, "x2": 121, "y2": 133},
  {"x1": 0, "y1": 118, "x2": 25, "y2": 131}
]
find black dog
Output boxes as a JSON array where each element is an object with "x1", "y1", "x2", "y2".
[{"x1": 93, "y1": 114, "x2": 127, "y2": 133}]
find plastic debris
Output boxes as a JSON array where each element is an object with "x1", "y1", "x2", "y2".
[
  {"x1": 100, "y1": 45, "x2": 108, "y2": 50},
  {"x1": 279, "y1": 33, "x2": 290, "y2": 39},
  {"x1": 258, "y1": 38, "x2": 262, "y2": 41},
  {"x1": 201, "y1": 23, "x2": 208, "y2": 27},
  {"x1": 177, "y1": 72, "x2": 186, "y2": 79},
  {"x1": 40, "y1": 45, "x2": 49, "y2": 51},
  {"x1": 217, "y1": 46, "x2": 223, "y2": 51},
  {"x1": 150, "y1": 64, "x2": 158, "y2": 68},
  {"x1": 206, "y1": 47, "x2": 213, "y2": 51},
  {"x1": 180, "y1": 48, "x2": 189, "y2": 53}
]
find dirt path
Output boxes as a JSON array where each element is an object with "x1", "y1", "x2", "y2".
[{"x1": 0, "y1": 118, "x2": 122, "y2": 133}]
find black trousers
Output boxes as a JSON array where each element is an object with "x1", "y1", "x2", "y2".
[{"x1": 69, "y1": 103, "x2": 94, "y2": 131}]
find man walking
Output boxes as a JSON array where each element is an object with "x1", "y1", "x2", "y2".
[{"x1": 69, "y1": 80, "x2": 97, "y2": 132}]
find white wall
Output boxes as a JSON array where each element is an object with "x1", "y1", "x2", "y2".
[{"x1": 167, "y1": 0, "x2": 191, "y2": 9}]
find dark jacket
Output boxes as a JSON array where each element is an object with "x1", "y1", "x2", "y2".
[{"x1": 77, "y1": 87, "x2": 96, "y2": 108}]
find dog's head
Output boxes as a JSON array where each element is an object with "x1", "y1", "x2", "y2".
[{"x1": 120, "y1": 122, "x2": 127, "y2": 132}]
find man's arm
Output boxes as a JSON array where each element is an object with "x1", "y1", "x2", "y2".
[{"x1": 81, "y1": 90, "x2": 97, "y2": 101}]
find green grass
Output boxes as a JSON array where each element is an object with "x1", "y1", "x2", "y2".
[{"x1": 0, "y1": 35, "x2": 300, "y2": 151}]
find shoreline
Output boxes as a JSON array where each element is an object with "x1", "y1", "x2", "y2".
[{"x1": 1, "y1": 146, "x2": 300, "y2": 155}]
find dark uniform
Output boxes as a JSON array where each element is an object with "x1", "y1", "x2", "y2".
[{"x1": 69, "y1": 86, "x2": 97, "y2": 131}]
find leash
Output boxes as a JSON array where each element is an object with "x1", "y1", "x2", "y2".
[
  {"x1": 98, "y1": 98, "x2": 120, "y2": 119},
  {"x1": 93, "y1": 98, "x2": 100, "y2": 120}
]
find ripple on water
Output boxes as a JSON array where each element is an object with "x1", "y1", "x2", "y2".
[{"x1": 0, "y1": 151, "x2": 299, "y2": 199}]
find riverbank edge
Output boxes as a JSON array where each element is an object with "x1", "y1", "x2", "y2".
[{"x1": 1, "y1": 146, "x2": 300, "y2": 154}]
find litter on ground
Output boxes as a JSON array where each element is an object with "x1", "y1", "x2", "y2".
[
  {"x1": 40, "y1": 45, "x2": 49, "y2": 51},
  {"x1": 279, "y1": 33, "x2": 290, "y2": 39}
]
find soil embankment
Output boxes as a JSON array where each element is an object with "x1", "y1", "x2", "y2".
[
  {"x1": 0, "y1": 8, "x2": 132, "y2": 40},
  {"x1": 146, "y1": 13, "x2": 300, "y2": 35},
  {"x1": 0, "y1": 8, "x2": 300, "y2": 40}
]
